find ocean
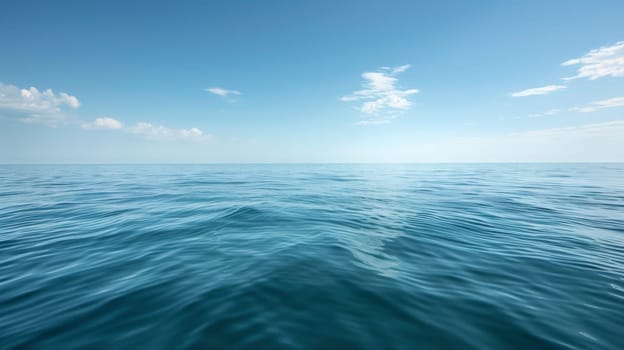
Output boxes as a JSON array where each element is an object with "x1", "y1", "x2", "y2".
[{"x1": 1, "y1": 164, "x2": 623, "y2": 349}]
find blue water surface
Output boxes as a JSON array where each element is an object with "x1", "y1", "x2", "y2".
[{"x1": 1, "y1": 164, "x2": 623, "y2": 349}]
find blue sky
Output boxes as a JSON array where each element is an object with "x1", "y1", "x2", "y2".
[{"x1": 1, "y1": 0, "x2": 624, "y2": 163}]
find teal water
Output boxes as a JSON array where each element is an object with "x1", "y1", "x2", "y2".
[{"x1": 1, "y1": 164, "x2": 623, "y2": 349}]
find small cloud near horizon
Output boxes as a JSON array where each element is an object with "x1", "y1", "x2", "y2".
[
  {"x1": 0, "y1": 82, "x2": 80, "y2": 126},
  {"x1": 82, "y1": 117, "x2": 123, "y2": 130},
  {"x1": 128, "y1": 122, "x2": 210, "y2": 141},
  {"x1": 82, "y1": 116, "x2": 209, "y2": 142}
]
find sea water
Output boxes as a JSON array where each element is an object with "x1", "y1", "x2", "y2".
[{"x1": 1, "y1": 164, "x2": 623, "y2": 349}]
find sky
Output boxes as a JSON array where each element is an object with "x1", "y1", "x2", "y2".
[{"x1": 1, "y1": 0, "x2": 624, "y2": 163}]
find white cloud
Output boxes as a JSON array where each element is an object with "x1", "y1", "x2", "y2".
[
  {"x1": 82, "y1": 117, "x2": 123, "y2": 130},
  {"x1": 388, "y1": 64, "x2": 411, "y2": 74},
  {"x1": 0, "y1": 82, "x2": 80, "y2": 125},
  {"x1": 0, "y1": 82, "x2": 211, "y2": 142},
  {"x1": 206, "y1": 87, "x2": 241, "y2": 97},
  {"x1": 562, "y1": 41, "x2": 624, "y2": 80},
  {"x1": 342, "y1": 64, "x2": 419, "y2": 125},
  {"x1": 81, "y1": 117, "x2": 210, "y2": 142},
  {"x1": 528, "y1": 108, "x2": 561, "y2": 118},
  {"x1": 128, "y1": 122, "x2": 209, "y2": 141},
  {"x1": 510, "y1": 84, "x2": 567, "y2": 97},
  {"x1": 569, "y1": 96, "x2": 624, "y2": 113},
  {"x1": 78, "y1": 114, "x2": 209, "y2": 141},
  {"x1": 510, "y1": 41, "x2": 624, "y2": 97}
]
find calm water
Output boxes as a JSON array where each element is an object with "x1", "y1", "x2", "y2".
[{"x1": 1, "y1": 164, "x2": 623, "y2": 350}]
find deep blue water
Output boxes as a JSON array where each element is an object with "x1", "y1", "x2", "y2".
[{"x1": 1, "y1": 164, "x2": 623, "y2": 350}]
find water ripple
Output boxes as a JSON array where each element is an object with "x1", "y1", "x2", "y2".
[{"x1": 1, "y1": 164, "x2": 623, "y2": 349}]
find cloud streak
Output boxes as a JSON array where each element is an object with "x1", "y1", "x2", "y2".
[
  {"x1": 569, "y1": 96, "x2": 624, "y2": 113},
  {"x1": 514, "y1": 120, "x2": 624, "y2": 138},
  {"x1": 355, "y1": 115, "x2": 397, "y2": 126},
  {"x1": 562, "y1": 41, "x2": 624, "y2": 80},
  {"x1": 510, "y1": 85, "x2": 566, "y2": 97},
  {"x1": 206, "y1": 87, "x2": 241, "y2": 98},
  {"x1": 443, "y1": 120, "x2": 624, "y2": 162},
  {"x1": 342, "y1": 64, "x2": 419, "y2": 125},
  {"x1": 528, "y1": 109, "x2": 561, "y2": 118}
]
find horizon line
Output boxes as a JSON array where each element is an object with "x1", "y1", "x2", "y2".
[{"x1": 2, "y1": 161, "x2": 623, "y2": 165}]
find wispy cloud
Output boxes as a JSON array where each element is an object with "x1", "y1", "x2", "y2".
[
  {"x1": 528, "y1": 108, "x2": 561, "y2": 118},
  {"x1": 569, "y1": 96, "x2": 624, "y2": 113},
  {"x1": 562, "y1": 41, "x2": 624, "y2": 80},
  {"x1": 342, "y1": 64, "x2": 419, "y2": 125},
  {"x1": 514, "y1": 120, "x2": 624, "y2": 138},
  {"x1": 205, "y1": 87, "x2": 241, "y2": 98},
  {"x1": 446, "y1": 120, "x2": 624, "y2": 162},
  {"x1": 128, "y1": 122, "x2": 210, "y2": 141},
  {"x1": 510, "y1": 85, "x2": 566, "y2": 97},
  {"x1": 355, "y1": 115, "x2": 397, "y2": 126},
  {"x1": 0, "y1": 82, "x2": 80, "y2": 125},
  {"x1": 389, "y1": 64, "x2": 411, "y2": 74},
  {"x1": 82, "y1": 117, "x2": 123, "y2": 130},
  {"x1": 509, "y1": 41, "x2": 624, "y2": 99},
  {"x1": 83, "y1": 116, "x2": 209, "y2": 141},
  {"x1": 456, "y1": 120, "x2": 624, "y2": 142}
]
